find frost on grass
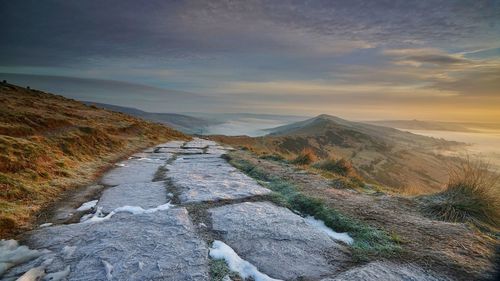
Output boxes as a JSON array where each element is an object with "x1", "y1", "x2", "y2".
[
  {"x1": 305, "y1": 216, "x2": 354, "y2": 245},
  {"x1": 76, "y1": 200, "x2": 98, "y2": 211},
  {"x1": 210, "y1": 240, "x2": 282, "y2": 281},
  {"x1": 0, "y1": 240, "x2": 44, "y2": 276}
]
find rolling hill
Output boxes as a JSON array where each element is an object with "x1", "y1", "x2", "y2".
[
  {"x1": 212, "y1": 114, "x2": 464, "y2": 192},
  {"x1": 0, "y1": 82, "x2": 187, "y2": 237},
  {"x1": 83, "y1": 102, "x2": 218, "y2": 134}
]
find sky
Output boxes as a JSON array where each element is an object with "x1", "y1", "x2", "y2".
[{"x1": 1, "y1": 0, "x2": 500, "y2": 122}]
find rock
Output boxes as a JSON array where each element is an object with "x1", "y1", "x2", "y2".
[
  {"x1": 157, "y1": 147, "x2": 204, "y2": 154},
  {"x1": 156, "y1": 140, "x2": 185, "y2": 148},
  {"x1": 321, "y1": 261, "x2": 451, "y2": 281},
  {"x1": 183, "y1": 138, "x2": 217, "y2": 148},
  {"x1": 14, "y1": 208, "x2": 208, "y2": 281},
  {"x1": 168, "y1": 155, "x2": 271, "y2": 203},
  {"x1": 100, "y1": 158, "x2": 167, "y2": 186},
  {"x1": 209, "y1": 202, "x2": 350, "y2": 280},
  {"x1": 97, "y1": 181, "x2": 168, "y2": 213}
]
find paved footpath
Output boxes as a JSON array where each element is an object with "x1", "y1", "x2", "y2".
[{"x1": 1, "y1": 139, "x2": 449, "y2": 281}]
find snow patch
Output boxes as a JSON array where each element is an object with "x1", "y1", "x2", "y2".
[
  {"x1": 304, "y1": 216, "x2": 354, "y2": 245},
  {"x1": 44, "y1": 265, "x2": 70, "y2": 281},
  {"x1": 39, "y1": 223, "x2": 53, "y2": 228},
  {"x1": 81, "y1": 203, "x2": 173, "y2": 224},
  {"x1": 81, "y1": 207, "x2": 114, "y2": 224},
  {"x1": 0, "y1": 240, "x2": 44, "y2": 276},
  {"x1": 209, "y1": 240, "x2": 282, "y2": 281},
  {"x1": 76, "y1": 200, "x2": 98, "y2": 211},
  {"x1": 62, "y1": 246, "x2": 77, "y2": 259},
  {"x1": 102, "y1": 260, "x2": 113, "y2": 280},
  {"x1": 16, "y1": 266, "x2": 45, "y2": 281},
  {"x1": 115, "y1": 163, "x2": 127, "y2": 167},
  {"x1": 113, "y1": 202, "x2": 173, "y2": 215}
]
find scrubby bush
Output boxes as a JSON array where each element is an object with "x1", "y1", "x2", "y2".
[
  {"x1": 422, "y1": 158, "x2": 500, "y2": 227},
  {"x1": 313, "y1": 158, "x2": 356, "y2": 177},
  {"x1": 259, "y1": 153, "x2": 286, "y2": 162},
  {"x1": 291, "y1": 148, "x2": 317, "y2": 165}
]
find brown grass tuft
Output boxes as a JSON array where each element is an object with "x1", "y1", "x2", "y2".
[
  {"x1": 313, "y1": 157, "x2": 357, "y2": 177},
  {"x1": 422, "y1": 157, "x2": 500, "y2": 228},
  {"x1": 291, "y1": 147, "x2": 318, "y2": 165}
]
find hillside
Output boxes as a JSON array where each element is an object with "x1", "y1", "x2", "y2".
[
  {"x1": 212, "y1": 114, "x2": 464, "y2": 192},
  {"x1": 0, "y1": 82, "x2": 187, "y2": 237},
  {"x1": 84, "y1": 102, "x2": 218, "y2": 134}
]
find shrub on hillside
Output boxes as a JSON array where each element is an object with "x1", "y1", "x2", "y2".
[
  {"x1": 259, "y1": 153, "x2": 286, "y2": 162},
  {"x1": 291, "y1": 148, "x2": 317, "y2": 165},
  {"x1": 422, "y1": 158, "x2": 500, "y2": 227},
  {"x1": 313, "y1": 158, "x2": 356, "y2": 177}
]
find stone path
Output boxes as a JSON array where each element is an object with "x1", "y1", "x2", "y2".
[{"x1": 1, "y1": 138, "x2": 450, "y2": 281}]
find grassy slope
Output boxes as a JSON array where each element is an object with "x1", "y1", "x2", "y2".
[
  {"x1": 210, "y1": 116, "x2": 461, "y2": 194},
  {"x1": 0, "y1": 83, "x2": 188, "y2": 237}
]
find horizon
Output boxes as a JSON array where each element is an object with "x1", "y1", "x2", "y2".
[{"x1": 1, "y1": 1, "x2": 500, "y2": 122}]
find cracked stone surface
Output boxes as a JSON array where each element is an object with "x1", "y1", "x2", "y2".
[
  {"x1": 100, "y1": 157, "x2": 169, "y2": 186},
  {"x1": 168, "y1": 155, "x2": 271, "y2": 203},
  {"x1": 209, "y1": 201, "x2": 350, "y2": 280},
  {"x1": 321, "y1": 261, "x2": 451, "y2": 281},
  {"x1": 97, "y1": 181, "x2": 168, "y2": 213},
  {"x1": 4, "y1": 209, "x2": 208, "y2": 281}
]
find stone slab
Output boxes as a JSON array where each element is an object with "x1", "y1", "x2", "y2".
[
  {"x1": 97, "y1": 181, "x2": 168, "y2": 213},
  {"x1": 209, "y1": 201, "x2": 350, "y2": 280},
  {"x1": 5, "y1": 209, "x2": 208, "y2": 281},
  {"x1": 168, "y1": 155, "x2": 271, "y2": 203}
]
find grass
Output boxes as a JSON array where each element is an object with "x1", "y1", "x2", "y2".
[
  {"x1": 224, "y1": 153, "x2": 401, "y2": 261},
  {"x1": 0, "y1": 83, "x2": 188, "y2": 237},
  {"x1": 291, "y1": 147, "x2": 318, "y2": 165},
  {"x1": 209, "y1": 259, "x2": 241, "y2": 281},
  {"x1": 421, "y1": 158, "x2": 500, "y2": 228},
  {"x1": 313, "y1": 158, "x2": 356, "y2": 177}
]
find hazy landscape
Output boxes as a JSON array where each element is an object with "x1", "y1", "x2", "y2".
[{"x1": 1, "y1": 1, "x2": 499, "y2": 281}]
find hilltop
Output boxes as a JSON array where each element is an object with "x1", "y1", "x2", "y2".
[
  {"x1": 0, "y1": 82, "x2": 187, "y2": 237},
  {"x1": 211, "y1": 114, "x2": 464, "y2": 192}
]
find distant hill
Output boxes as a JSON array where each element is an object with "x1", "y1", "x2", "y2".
[
  {"x1": 212, "y1": 114, "x2": 464, "y2": 191},
  {"x1": 83, "y1": 102, "x2": 218, "y2": 134},
  {"x1": 0, "y1": 82, "x2": 187, "y2": 237},
  {"x1": 367, "y1": 120, "x2": 500, "y2": 133}
]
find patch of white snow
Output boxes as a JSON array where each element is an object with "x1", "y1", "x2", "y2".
[
  {"x1": 39, "y1": 223, "x2": 53, "y2": 228},
  {"x1": 209, "y1": 240, "x2": 282, "y2": 281},
  {"x1": 102, "y1": 260, "x2": 113, "y2": 280},
  {"x1": 62, "y1": 246, "x2": 77, "y2": 259},
  {"x1": 113, "y1": 202, "x2": 172, "y2": 215},
  {"x1": 0, "y1": 240, "x2": 44, "y2": 276},
  {"x1": 304, "y1": 216, "x2": 354, "y2": 245},
  {"x1": 16, "y1": 266, "x2": 45, "y2": 281},
  {"x1": 44, "y1": 265, "x2": 70, "y2": 281},
  {"x1": 76, "y1": 200, "x2": 98, "y2": 211},
  {"x1": 81, "y1": 203, "x2": 173, "y2": 224}
]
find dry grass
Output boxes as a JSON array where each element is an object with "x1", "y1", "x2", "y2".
[
  {"x1": 422, "y1": 158, "x2": 500, "y2": 228},
  {"x1": 0, "y1": 83, "x2": 188, "y2": 237},
  {"x1": 313, "y1": 157, "x2": 356, "y2": 177},
  {"x1": 291, "y1": 147, "x2": 318, "y2": 165}
]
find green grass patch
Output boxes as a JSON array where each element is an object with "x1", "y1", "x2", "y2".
[
  {"x1": 209, "y1": 259, "x2": 240, "y2": 281},
  {"x1": 226, "y1": 153, "x2": 401, "y2": 261}
]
